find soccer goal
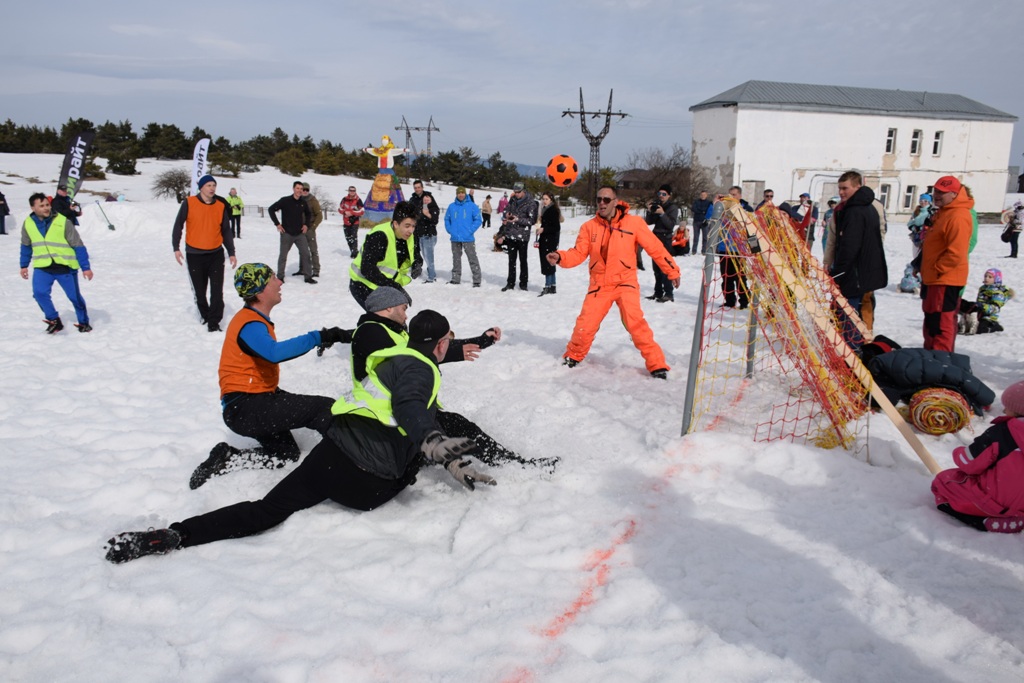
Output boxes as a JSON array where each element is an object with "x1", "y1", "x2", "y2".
[{"x1": 681, "y1": 200, "x2": 939, "y2": 474}]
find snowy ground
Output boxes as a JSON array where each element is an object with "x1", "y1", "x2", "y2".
[{"x1": 1, "y1": 153, "x2": 1022, "y2": 682}]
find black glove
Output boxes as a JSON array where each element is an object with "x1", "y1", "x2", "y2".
[
  {"x1": 317, "y1": 327, "x2": 353, "y2": 356},
  {"x1": 477, "y1": 329, "x2": 497, "y2": 350},
  {"x1": 420, "y1": 430, "x2": 496, "y2": 490}
]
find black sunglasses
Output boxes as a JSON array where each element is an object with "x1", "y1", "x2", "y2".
[{"x1": 596, "y1": 197, "x2": 615, "y2": 204}]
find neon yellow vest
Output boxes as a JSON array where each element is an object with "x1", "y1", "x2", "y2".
[
  {"x1": 227, "y1": 194, "x2": 244, "y2": 216},
  {"x1": 349, "y1": 221, "x2": 414, "y2": 289},
  {"x1": 332, "y1": 345, "x2": 440, "y2": 436},
  {"x1": 350, "y1": 321, "x2": 409, "y2": 382},
  {"x1": 23, "y1": 214, "x2": 79, "y2": 269}
]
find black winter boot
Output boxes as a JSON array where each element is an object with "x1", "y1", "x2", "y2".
[{"x1": 105, "y1": 527, "x2": 183, "y2": 564}]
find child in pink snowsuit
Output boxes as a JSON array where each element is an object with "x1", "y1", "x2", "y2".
[{"x1": 932, "y1": 380, "x2": 1024, "y2": 532}]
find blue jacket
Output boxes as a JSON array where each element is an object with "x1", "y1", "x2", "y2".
[
  {"x1": 708, "y1": 199, "x2": 753, "y2": 254},
  {"x1": 444, "y1": 197, "x2": 482, "y2": 242}
]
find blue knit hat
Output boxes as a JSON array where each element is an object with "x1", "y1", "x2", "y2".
[
  {"x1": 985, "y1": 268, "x2": 1002, "y2": 285},
  {"x1": 196, "y1": 174, "x2": 216, "y2": 192}
]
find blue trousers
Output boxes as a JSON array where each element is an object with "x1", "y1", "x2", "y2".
[{"x1": 32, "y1": 269, "x2": 88, "y2": 324}]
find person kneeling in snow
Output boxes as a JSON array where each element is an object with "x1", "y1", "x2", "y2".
[
  {"x1": 958, "y1": 268, "x2": 1013, "y2": 335},
  {"x1": 105, "y1": 310, "x2": 496, "y2": 564},
  {"x1": 931, "y1": 380, "x2": 1024, "y2": 533},
  {"x1": 188, "y1": 263, "x2": 351, "y2": 489}
]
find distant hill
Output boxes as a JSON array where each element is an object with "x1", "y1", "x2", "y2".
[{"x1": 514, "y1": 162, "x2": 546, "y2": 178}]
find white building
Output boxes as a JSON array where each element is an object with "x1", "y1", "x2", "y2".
[{"x1": 690, "y1": 80, "x2": 1017, "y2": 214}]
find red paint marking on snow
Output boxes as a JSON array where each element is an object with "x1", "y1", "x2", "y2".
[
  {"x1": 500, "y1": 668, "x2": 535, "y2": 683},
  {"x1": 705, "y1": 378, "x2": 750, "y2": 432},
  {"x1": 537, "y1": 519, "x2": 638, "y2": 640}
]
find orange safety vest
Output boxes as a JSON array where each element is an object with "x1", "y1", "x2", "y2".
[
  {"x1": 185, "y1": 195, "x2": 227, "y2": 250},
  {"x1": 218, "y1": 308, "x2": 279, "y2": 396}
]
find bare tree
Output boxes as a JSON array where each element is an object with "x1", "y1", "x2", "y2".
[
  {"x1": 151, "y1": 168, "x2": 191, "y2": 202},
  {"x1": 621, "y1": 144, "x2": 711, "y2": 218}
]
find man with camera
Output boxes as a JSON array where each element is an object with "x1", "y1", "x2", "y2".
[{"x1": 644, "y1": 184, "x2": 681, "y2": 302}]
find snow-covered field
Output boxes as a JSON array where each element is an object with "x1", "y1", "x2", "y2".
[{"x1": 1, "y1": 153, "x2": 1022, "y2": 682}]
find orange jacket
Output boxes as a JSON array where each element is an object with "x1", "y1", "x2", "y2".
[
  {"x1": 921, "y1": 189, "x2": 973, "y2": 286},
  {"x1": 219, "y1": 308, "x2": 280, "y2": 397},
  {"x1": 557, "y1": 201, "x2": 680, "y2": 287}
]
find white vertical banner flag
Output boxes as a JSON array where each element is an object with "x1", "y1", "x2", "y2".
[{"x1": 190, "y1": 138, "x2": 211, "y2": 195}]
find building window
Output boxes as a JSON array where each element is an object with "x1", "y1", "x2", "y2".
[
  {"x1": 932, "y1": 131, "x2": 944, "y2": 156},
  {"x1": 879, "y1": 184, "x2": 891, "y2": 209},
  {"x1": 910, "y1": 130, "x2": 922, "y2": 156},
  {"x1": 903, "y1": 185, "x2": 917, "y2": 210},
  {"x1": 885, "y1": 128, "x2": 897, "y2": 154}
]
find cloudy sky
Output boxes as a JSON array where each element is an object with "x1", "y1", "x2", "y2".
[{"x1": 4, "y1": 0, "x2": 1022, "y2": 172}]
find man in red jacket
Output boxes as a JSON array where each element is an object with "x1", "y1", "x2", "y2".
[
  {"x1": 547, "y1": 185, "x2": 680, "y2": 378},
  {"x1": 916, "y1": 175, "x2": 973, "y2": 351}
]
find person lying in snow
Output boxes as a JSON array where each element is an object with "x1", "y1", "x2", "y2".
[
  {"x1": 931, "y1": 380, "x2": 1024, "y2": 533},
  {"x1": 105, "y1": 310, "x2": 496, "y2": 564}
]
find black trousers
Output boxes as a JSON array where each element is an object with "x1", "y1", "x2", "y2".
[
  {"x1": 230, "y1": 215, "x2": 241, "y2": 238},
  {"x1": 176, "y1": 438, "x2": 413, "y2": 547},
  {"x1": 506, "y1": 240, "x2": 529, "y2": 286},
  {"x1": 186, "y1": 250, "x2": 225, "y2": 325},
  {"x1": 222, "y1": 389, "x2": 334, "y2": 460},
  {"x1": 652, "y1": 233, "x2": 675, "y2": 299},
  {"x1": 719, "y1": 255, "x2": 748, "y2": 308},
  {"x1": 344, "y1": 223, "x2": 360, "y2": 255}
]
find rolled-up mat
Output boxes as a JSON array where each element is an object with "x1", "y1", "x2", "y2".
[{"x1": 908, "y1": 388, "x2": 971, "y2": 435}]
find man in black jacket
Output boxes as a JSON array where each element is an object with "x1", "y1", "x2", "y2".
[
  {"x1": 0, "y1": 189, "x2": 9, "y2": 234},
  {"x1": 832, "y1": 170, "x2": 887, "y2": 344},
  {"x1": 269, "y1": 181, "x2": 315, "y2": 284},
  {"x1": 690, "y1": 190, "x2": 712, "y2": 255},
  {"x1": 645, "y1": 184, "x2": 681, "y2": 302},
  {"x1": 51, "y1": 185, "x2": 82, "y2": 225},
  {"x1": 104, "y1": 310, "x2": 497, "y2": 564},
  {"x1": 408, "y1": 179, "x2": 439, "y2": 281}
]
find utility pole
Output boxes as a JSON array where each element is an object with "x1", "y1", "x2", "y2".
[
  {"x1": 394, "y1": 116, "x2": 441, "y2": 172},
  {"x1": 561, "y1": 89, "x2": 627, "y2": 203}
]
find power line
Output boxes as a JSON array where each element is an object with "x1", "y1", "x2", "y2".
[
  {"x1": 562, "y1": 88, "x2": 628, "y2": 201},
  {"x1": 394, "y1": 115, "x2": 440, "y2": 158}
]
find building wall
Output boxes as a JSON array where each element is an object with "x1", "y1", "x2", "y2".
[
  {"x1": 691, "y1": 107, "x2": 738, "y2": 189},
  {"x1": 693, "y1": 105, "x2": 1014, "y2": 214}
]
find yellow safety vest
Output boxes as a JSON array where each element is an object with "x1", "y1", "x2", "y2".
[
  {"x1": 350, "y1": 321, "x2": 409, "y2": 383},
  {"x1": 332, "y1": 345, "x2": 440, "y2": 436},
  {"x1": 23, "y1": 214, "x2": 79, "y2": 269},
  {"x1": 349, "y1": 222, "x2": 414, "y2": 289}
]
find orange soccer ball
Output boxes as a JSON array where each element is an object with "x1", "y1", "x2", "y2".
[{"x1": 546, "y1": 154, "x2": 579, "y2": 187}]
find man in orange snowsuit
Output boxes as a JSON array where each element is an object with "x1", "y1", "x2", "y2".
[{"x1": 547, "y1": 185, "x2": 681, "y2": 379}]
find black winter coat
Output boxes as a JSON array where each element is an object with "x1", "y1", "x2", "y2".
[
  {"x1": 867, "y1": 348, "x2": 996, "y2": 414},
  {"x1": 832, "y1": 186, "x2": 887, "y2": 298},
  {"x1": 409, "y1": 191, "x2": 440, "y2": 238},
  {"x1": 691, "y1": 197, "x2": 712, "y2": 226},
  {"x1": 645, "y1": 201, "x2": 680, "y2": 238}
]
